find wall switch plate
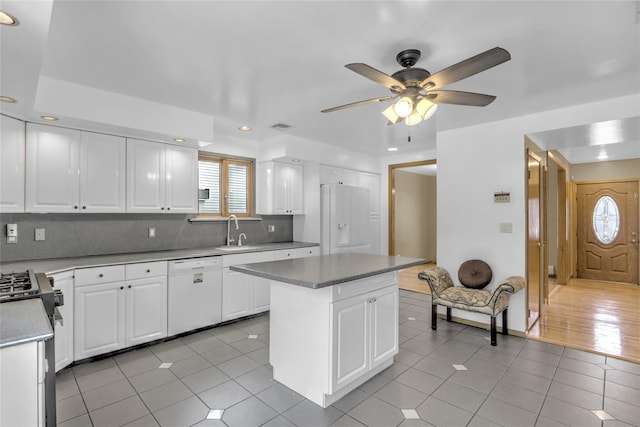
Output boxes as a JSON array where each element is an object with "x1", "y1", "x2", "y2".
[
  {"x1": 149, "y1": 227, "x2": 156, "y2": 238},
  {"x1": 268, "y1": 225, "x2": 275, "y2": 233},
  {"x1": 500, "y1": 222, "x2": 513, "y2": 233},
  {"x1": 494, "y1": 192, "x2": 510, "y2": 203},
  {"x1": 35, "y1": 228, "x2": 46, "y2": 241},
  {"x1": 6, "y1": 224, "x2": 17, "y2": 244}
]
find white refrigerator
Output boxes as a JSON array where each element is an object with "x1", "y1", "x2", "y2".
[{"x1": 321, "y1": 184, "x2": 371, "y2": 254}]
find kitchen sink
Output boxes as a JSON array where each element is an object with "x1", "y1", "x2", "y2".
[{"x1": 216, "y1": 245, "x2": 261, "y2": 251}]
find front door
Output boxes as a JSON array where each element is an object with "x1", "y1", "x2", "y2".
[{"x1": 576, "y1": 180, "x2": 639, "y2": 284}]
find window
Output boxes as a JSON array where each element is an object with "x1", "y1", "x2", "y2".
[
  {"x1": 592, "y1": 195, "x2": 620, "y2": 244},
  {"x1": 198, "y1": 153, "x2": 254, "y2": 217}
]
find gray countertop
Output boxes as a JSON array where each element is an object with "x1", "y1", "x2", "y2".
[
  {"x1": 0, "y1": 241, "x2": 319, "y2": 275},
  {"x1": 230, "y1": 253, "x2": 425, "y2": 289},
  {"x1": 0, "y1": 299, "x2": 53, "y2": 349}
]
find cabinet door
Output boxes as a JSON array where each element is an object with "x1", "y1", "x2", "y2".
[
  {"x1": 369, "y1": 286, "x2": 398, "y2": 369},
  {"x1": 165, "y1": 145, "x2": 197, "y2": 213},
  {"x1": 222, "y1": 268, "x2": 250, "y2": 321},
  {"x1": 0, "y1": 115, "x2": 25, "y2": 212},
  {"x1": 52, "y1": 271, "x2": 74, "y2": 372},
  {"x1": 126, "y1": 276, "x2": 167, "y2": 346},
  {"x1": 126, "y1": 138, "x2": 166, "y2": 213},
  {"x1": 26, "y1": 124, "x2": 81, "y2": 212},
  {"x1": 357, "y1": 172, "x2": 380, "y2": 215},
  {"x1": 330, "y1": 294, "x2": 369, "y2": 393},
  {"x1": 251, "y1": 277, "x2": 270, "y2": 314},
  {"x1": 80, "y1": 132, "x2": 126, "y2": 212},
  {"x1": 74, "y1": 282, "x2": 125, "y2": 360},
  {"x1": 273, "y1": 163, "x2": 292, "y2": 213},
  {"x1": 320, "y1": 165, "x2": 357, "y2": 186},
  {"x1": 288, "y1": 164, "x2": 304, "y2": 214}
]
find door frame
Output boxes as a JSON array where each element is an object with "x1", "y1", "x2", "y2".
[
  {"x1": 388, "y1": 159, "x2": 437, "y2": 256},
  {"x1": 526, "y1": 149, "x2": 544, "y2": 330},
  {"x1": 546, "y1": 152, "x2": 569, "y2": 287},
  {"x1": 571, "y1": 177, "x2": 640, "y2": 283}
]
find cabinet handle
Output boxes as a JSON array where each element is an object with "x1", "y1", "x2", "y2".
[
  {"x1": 146, "y1": 269, "x2": 151, "y2": 273},
  {"x1": 120, "y1": 286, "x2": 124, "y2": 290},
  {"x1": 73, "y1": 205, "x2": 78, "y2": 209},
  {"x1": 128, "y1": 285, "x2": 132, "y2": 289},
  {"x1": 99, "y1": 274, "x2": 104, "y2": 278},
  {"x1": 167, "y1": 207, "x2": 171, "y2": 211},
  {"x1": 161, "y1": 207, "x2": 165, "y2": 210},
  {"x1": 82, "y1": 206, "x2": 87, "y2": 210}
]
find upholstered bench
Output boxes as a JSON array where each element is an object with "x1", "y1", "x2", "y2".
[{"x1": 418, "y1": 266, "x2": 526, "y2": 346}]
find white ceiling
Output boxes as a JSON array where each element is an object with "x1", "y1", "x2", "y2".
[{"x1": 1, "y1": 1, "x2": 639, "y2": 162}]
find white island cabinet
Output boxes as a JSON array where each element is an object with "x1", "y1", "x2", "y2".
[{"x1": 231, "y1": 252, "x2": 423, "y2": 408}]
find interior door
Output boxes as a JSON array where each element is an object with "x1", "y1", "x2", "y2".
[
  {"x1": 527, "y1": 153, "x2": 542, "y2": 329},
  {"x1": 576, "y1": 180, "x2": 639, "y2": 284}
]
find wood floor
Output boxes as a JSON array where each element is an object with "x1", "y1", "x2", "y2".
[{"x1": 400, "y1": 264, "x2": 640, "y2": 364}]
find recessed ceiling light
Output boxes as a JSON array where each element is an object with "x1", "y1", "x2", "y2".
[
  {"x1": 0, "y1": 10, "x2": 19, "y2": 26},
  {"x1": 0, "y1": 96, "x2": 17, "y2": 103},
  {"x1": 174, "y1": 138, "x2": 185, "y2": 143},
  {"x1": 41, "y1": 115, "x2": 58, "y2": 121},
  {"x1": 198, "y1": 141, "x2": 212, "y2": 147},
  {"x1": 238, "y1": 126, "x2": 252, "y2": 131},
  {"x1": 387, "y1": 147, "x2": 398, "y2": 152},
  {"x1": 291, "y1": 159, "x2": 301, "y2": 163}
]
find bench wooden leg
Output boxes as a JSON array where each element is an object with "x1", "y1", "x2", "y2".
[
  {"x1": 446, "y1": 307, "x2": 452, "y2": 322},
  {"x1": 490, "y1": 316, "x2": 497, "y2": 346},
  {"x1": 431, "y1": 304, "x2": 438, "y2": 330},
  {"x1": 502, "y1": 309, "x2": 508, "y2": 335}
]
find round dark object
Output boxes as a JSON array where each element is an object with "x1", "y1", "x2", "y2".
[{"x1": 458, "y1": 259, "x2": 492, "y2": 289}]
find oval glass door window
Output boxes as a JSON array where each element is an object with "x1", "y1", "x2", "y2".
[{"x1": 592, "y1": 195, "x2": 620, "y2": 244}]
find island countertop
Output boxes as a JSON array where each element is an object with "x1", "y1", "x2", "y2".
[{"x1": 230, "y1": 252, "x2": 425, "y2": 289}]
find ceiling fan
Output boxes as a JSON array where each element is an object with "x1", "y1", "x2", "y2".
[{"x1": 322, "y1": 47, "x2": 511, "y2": 126}]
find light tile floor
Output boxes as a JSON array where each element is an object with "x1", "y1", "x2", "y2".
[{"x1": 56, "y1": 290, "x2": 640, "y2": 427}]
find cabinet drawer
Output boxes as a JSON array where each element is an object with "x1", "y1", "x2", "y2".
[
  {"x1": 274, "y1": 249, "x2": 297, "y2": 260},
  {"x1": 223, "y1": 251, "x2": 275, "y2": 267},
  {"x1": 330, "y1": 271, "x2": 397, "y2": 302},
  {"x1": 75, "y1": 265, "x2": 125, "y2": 286},
  {"x1": 297, "y1": 246, "x2": 320, "y2": 258},
  {"x1": 126, "y1": 261, "x2": 167, "y2": 280}
]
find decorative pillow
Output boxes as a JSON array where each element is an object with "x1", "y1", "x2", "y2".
[{"x1": 458, "y1": 259, "x2": 492, "y2": 289}]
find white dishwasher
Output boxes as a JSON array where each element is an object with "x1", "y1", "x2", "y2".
[{"x1": 168, "y1": 256, "x2": 223, "y2": 336}]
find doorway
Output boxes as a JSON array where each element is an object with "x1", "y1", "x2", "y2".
[
  {"x1": 527, "y1": 151, "x2": 543, "y2": 330},
  {"x1": 546, "y1": 154, "x2": 569, "y2": 295},
  {"x1": 388, "y1": 160, "x2": 437, "y2": 260},
  {"x1": 575, "y1": 179, "x2": 639, "y2": 284}
]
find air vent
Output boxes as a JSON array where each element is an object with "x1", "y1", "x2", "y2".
[{"x1": 270, "y1": 122, "x2": 292, "y2": 131}]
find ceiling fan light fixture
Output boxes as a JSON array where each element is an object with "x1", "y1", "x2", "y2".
[
  {"x1": 416, "y1": 98, "x2": 438, "y2": 121},
  {"x1": 393, "y1": 96, "x2": 413, "y2": 118},
  {"x1": 382, "y1": 104, "x2": 400, "y2": 123},
  {"x1": 405, "y1": 110, "x2": 423, "y2": 126}
]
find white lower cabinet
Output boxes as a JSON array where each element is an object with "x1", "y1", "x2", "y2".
[
  {"x1": 330, "y1": 284, "x2": 398, "y2": 393},
  {"x1": 74, "y1": 262, "x2": 167, "y2": 360},
  {"x1": 52, "y1": 271, "x2": 74, "y2": 372},
  {"x1": 222, "y1": 251, "x2": 276, "y2": 322}
]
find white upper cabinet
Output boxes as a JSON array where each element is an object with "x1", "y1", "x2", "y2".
[
  {"x1": 26, "y1": 124, "x2": 81, "y2": 212},
  {"x1": 126, "y1": 139, "x2": 197, "y2": 213},
  {"x1": 319, "y1": 165, "x2": 358, "y2": 186},
  {"x1": 0, "y1": 115, "x2": 25, "y2": 212},
  {"x1": 257, "y1": 161, "x2": 304, "y2": 215},
  {"x1": 26, "y1": 123, "x2": 126, "y2": 213},
  {"x1": 79, "y1": 132, "x2": 126, "y2": 212}
]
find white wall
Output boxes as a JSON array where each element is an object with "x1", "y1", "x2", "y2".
[{"x1": 433, "y1": 93, "x2": 639, "y2": 333}]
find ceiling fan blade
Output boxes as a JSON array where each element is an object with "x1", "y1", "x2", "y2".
[
  {"x1": 420, "y1": 47, "x2": 511, "y2": 90},
  {"x1": 321, "y1": 96, "x2": 394, "y2": 113},
  {"x1": 425, "y1": 90, "x2": 496, "y2": 106},
  {"x1": 345, "y1": 63, "x2": 406, "y2": 91}
]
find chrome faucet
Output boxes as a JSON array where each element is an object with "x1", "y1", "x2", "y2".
[
  {"x1": 227, "y1": 214, "x2": 239, "y2": 246},
  {"x1": 238, "y1": 233, "x2": 247, "y2": 246}
]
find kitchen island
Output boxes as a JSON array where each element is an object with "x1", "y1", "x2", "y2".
[{"x1": 230, "y1": 252, "x2": 424, "y2": 407}]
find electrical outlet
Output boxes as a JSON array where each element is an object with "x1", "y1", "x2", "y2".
[
  {"x1": 6, "y1": 224, "x2": 17, "y2": 244},
  {"x1": 268, "y1": 225, "x2": 275, "y2": 233},
  {"x1": 35, "y1": 228, "x2": 46, "y2": 241},
  {"x1": 149, "y1": 227, "x2": 156, "y2": 238}
]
